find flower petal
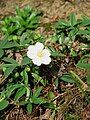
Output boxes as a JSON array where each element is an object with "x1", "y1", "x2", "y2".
[
  {"x1": 42, "y1": 56, "x2": 51, "y2": 65},
  {"x1": 28, "y1": 45, "x2": 35, "y2": 51},
  {"x1": 27, "y1": 51, "x2": 35, "y2": 59},
  {"x1": 35, "y1": 42, "x2": 44, "y2": 51},
  {"x1": 27, "y1": 42, "x2": 51, "y2": 66},
  {"x1": 32, "y1": 57, "x2": 42, "y2": 66},
  {"x1": 42, "y1": 49, "x2": 51, "y2": 57},
  {"x1": 27, "y1": 45, "x2": 36, "y2": 59}
]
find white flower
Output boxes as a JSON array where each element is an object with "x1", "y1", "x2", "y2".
[{"x1": 27, "y1": 42, "x2": 51, "y2": 66}]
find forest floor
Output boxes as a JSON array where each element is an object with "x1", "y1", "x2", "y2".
[{"x1": 0, "y1": 0, "x2": 90, "y2": 120}]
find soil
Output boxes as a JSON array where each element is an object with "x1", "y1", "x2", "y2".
[
  {"x1": 1, "y1": 0, "x2": 90, "y2": 20},
  {"x1": 0, "y1": 0, "x2": 90, "y2": 120}
]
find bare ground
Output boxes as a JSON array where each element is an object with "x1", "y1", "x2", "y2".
[{"x1": 0, "y1": 0, "x2": 90, "y2": 120}]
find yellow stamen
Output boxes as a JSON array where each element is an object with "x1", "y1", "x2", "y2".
[{"x1": 37, "y1": 51, "x2": 43, "y2": 58}]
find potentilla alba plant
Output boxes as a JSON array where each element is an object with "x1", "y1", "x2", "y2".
[{"x1": 27, "y1": 42, "x2": 51, "y2": 66}]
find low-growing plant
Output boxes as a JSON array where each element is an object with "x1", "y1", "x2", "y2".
[
  {"x1": 0, "y1": 6, "x2": 57, "y2": 113},
  {"x1": 0, "y1": 6, "x2": 90, "y2": 119}
]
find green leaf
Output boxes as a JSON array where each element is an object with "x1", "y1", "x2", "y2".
[
  {"x1": 44, "y1": 103, "x2": 56, "y2": 109},
  {"x1": 78, "y1": 30, "x2": 90, "y2": 35},
  {"x1": 32, "y1": 87, "x2": 42, "y2": 98},
  {"x1": 69, "y1": 71, "x2": 85, "y2": 88},
  {"x1": 70, "y1": 13, "x2": 77, "y2": 26},
  {"x1": 25, "y1": 87, "x2": 30, "y2": 101},
  {"x1": 14, "y1": 86, "x2": 26, "y2": 101},
  {"x1": 5, "y1": 84, "x2": 22, "y2": 98},
  {"x1": 0, "y1": 40, "x2": 19, "y2": 49},
  {"x1": 48, "y1": 92, "x2": 55, "y2": 100},
  {"x1": 70, "y1": 49, "x2": 77, "y2": 57},
  {"x1": 54, "y1": 78, "x2": 59, "y2": 88},
  {"x1": 21, "y1": 70, "x2": 28, "y2": 85},
  {"x1": 56, "y1": 20, "x2": 70, "y2": 27},
  {"x1": 77, "y1": 62, "x2": 90, "y2": 69},
  {"x1": 4, "y1": 65, "x2": 17, "y2": 78},
  {"x1": 0, "y1": 64, "x2": 17, "y2": 68},
  {"x1": 0, "y1": 58, "x2": 19, "y2": 78},
  {"x1": 60, "y1": 74, "x2": 75, "y2": 83},
  {"x1": 20, "y1": 32, "x2": 31, "y2": 46},
  {"x1": 27, "y1": 103, "x2": 32, "y2": 113},
  {"x1": 15, "y1": 6, "x2": 21, "y2": 16},
  {"x1": 28, "y1": 12, "x2": 37, "y2": 21},
  {"x1": 32, "y1": 73, "x2": 46, "y2": 86},
  {"x1": 49, "y1": 47, "x2": 65, "y2": 57},
  {"x1": 68, "y1": 28, "x2": 78, "y2": 38},
  {"x1": 81, "y1": 18, "x2": 90, "y2": 26},
  {"x1": 51, "y1": 51, "x2": 65, "y2": 57},
  {"x1": 31, "y1": 97, "x2": 46, "y2": 104},
  {"x1": 2, "y1": 57, "x2": 18, "y2": 65},
  {"x1": 0, "y1": 99, "x2": 9, "y2": 110},
  {"x1": 22, "y1": 57, "x2": 30, "y2": 65},
  {"x1": 0, "y1": 49, "x2": 4, "y2": 58}
]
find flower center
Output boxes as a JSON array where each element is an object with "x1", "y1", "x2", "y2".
[{"x1": 37, "y1": 51, "x2": 44, "y2": 58}]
